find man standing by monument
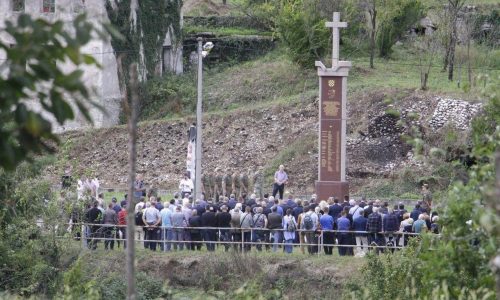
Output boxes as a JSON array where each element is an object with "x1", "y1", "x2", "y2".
[
  {"x1": 315, "y1": 12, "x2": 352, "y2": 201},
  {"x1": 273, "y1": 165, "x2": 288, "y2": 200}
]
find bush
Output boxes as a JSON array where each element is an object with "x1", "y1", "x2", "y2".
[
  {"x1": 140, "y1": 73, "x2": 197, "y2": 120},
  {"x1": 275, "y1": 0, "x2": 330, "y2": 68},
  {"x1": 377, "y1": 0, "x2": 424, "y2": 58},
  {"x1": 346, "y1": 76, "x2": 499, "y2": 299}
]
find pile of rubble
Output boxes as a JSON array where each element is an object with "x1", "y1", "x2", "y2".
[{"x1": 429, "y1": 98, "x2": 482, "y2": 130}]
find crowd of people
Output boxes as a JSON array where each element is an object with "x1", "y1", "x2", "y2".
[{"x1": 80, "y1": 190, "x2": 439, "y2": 256}]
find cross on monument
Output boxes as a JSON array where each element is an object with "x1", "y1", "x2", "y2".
[
  {"x1": 315, "y1": 12, "x2": 352, "y2": 72},
  {"x1": 315, "y1": 12, "x2": 352, "y2": 202},
  {"x1": 326, "y1": 12, "x2": 347, "y2": 68}
]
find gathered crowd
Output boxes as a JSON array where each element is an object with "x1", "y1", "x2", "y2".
[{"x1": 80, "y1": 190, "x2": 439, "y2": 256}]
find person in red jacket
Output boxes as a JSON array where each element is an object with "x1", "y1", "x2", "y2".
[{"x1": 118, "y1": 205, "x2": 127, "y2": 249}]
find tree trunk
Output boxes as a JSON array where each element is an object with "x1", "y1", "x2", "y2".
[
  {"x1": 421, "y1": 72, "x2": 428, "y2": 90},
  {"x1": 126, "y1": 63, "x2": 139, "y2": 300},
  {"x1": 442, "y1": 36, "x2": 451, "y2": 72},
  {"x1": 369, "y1": 2, "x2": 377, "y2": 69},
  {"x1": 494, "y1": 152, "x2": 500, "y2": 300},
  {"x1": 448, "y1": 21, "x2": 457, "y2": 81},
  {"x1": 467, "y1": 38, "x2": 472, "y2": 85}
]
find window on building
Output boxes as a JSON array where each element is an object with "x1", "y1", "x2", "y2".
[
  {"x1": 73, "y1": 0, "x2": 85, "y2": 13},
  {"x1": 42, "y1": 0, "x2": 55, "y2": 13},
  {"x1": 12, "y1": 0, "x2": 24, "y2": 12}
]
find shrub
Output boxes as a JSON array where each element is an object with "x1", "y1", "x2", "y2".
[
  {"x1": 377, "y1": 0, "x2": 424, "y2": 58},
  {"x1": 275, "y1": 0, "x2": 330, "y2": 68},
  {"x1": 140, "y1": 73, "x2": 197, "y2": 120}
]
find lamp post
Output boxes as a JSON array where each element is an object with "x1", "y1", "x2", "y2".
[
  {"x1": 194, "y1": 37, "x2": 203, "y2": 200},
  {"x1": 193, "y1": 38, "x2": 214, "y2": 201}
]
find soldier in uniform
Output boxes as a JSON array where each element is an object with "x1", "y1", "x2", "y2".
[
  {"x1": 213, "y1": 170, "x2": 223, "y2": 202},
  {"x1": 222, "y1": 173, "x2": 232, "y2": 198},
  {"x1": 253, "y1": 170, "x2": 264, "y2": 200},
  {"x1": 240, "y1": 171, "x2": 249, "y2": 197},
  {"x1": 421, "y1": 184, "x2": 432, "y2": 210},
  {"x1": 232, "y1": 172, "x2": 241, "y2": 198},
  {"x1": 208, "y1": 173, "x2": 215, "y2": 199}
]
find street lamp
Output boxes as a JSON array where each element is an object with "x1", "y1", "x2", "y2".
[{"x1": 194, "y1": 37, "x2": 213, "y2": 201}]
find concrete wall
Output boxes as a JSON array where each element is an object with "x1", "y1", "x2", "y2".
[{"x1": 0, "y1": 0, "x2": 122, "y2": 132}]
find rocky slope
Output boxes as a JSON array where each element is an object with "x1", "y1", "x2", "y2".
[{"x1": 48, "y1": 90, "x2": 481, "y2": 196}]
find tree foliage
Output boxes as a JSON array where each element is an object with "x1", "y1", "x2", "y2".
[
  {"x1": 275, "y1": 0, "x2": 330, "y2": 68},
  {"x1": 348, "y1": 75, "x2": 499, "y2": 299},
  {"x1": 0, "y1": 14, "x2": 105, "y2": 171},
  {"x1": 376, "y1": 0, "x2": 424, "y2": 58}
]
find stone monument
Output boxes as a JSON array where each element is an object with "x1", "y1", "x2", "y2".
[{"x1": 315, "y1": 12, "x2": 352, "y2": 201}]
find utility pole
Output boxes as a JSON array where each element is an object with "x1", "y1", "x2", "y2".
[{"x1": 194, "y1": 37, "x2": 203, "y2": 200}]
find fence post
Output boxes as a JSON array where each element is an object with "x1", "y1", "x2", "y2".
[
  {"x1": 81, "y1": 224, "x2": 85, "y2": 249},
  {"x1": 317, "y1": 231, "x2": 321, "y2": 257},
  {"x1": 241, "y1": 228, "x2": 244, "y2": 252}
]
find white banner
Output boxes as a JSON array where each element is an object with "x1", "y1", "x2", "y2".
[{"x1": 186, "y1": 125, "x2": 196, "y2": 180}]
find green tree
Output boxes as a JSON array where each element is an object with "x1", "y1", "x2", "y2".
[
  {"x1": 376, "y1": 0, "x2": 424, "y2": 58},
  {"x1": 0, "y1": 14, "x2": 106, "y2": 171},
  {"x1": 275, "y1": 0, "x2": 331, "y2": 68},
  {"x1": 347, "y1": 75, "x2": 499, "y2": 299}
]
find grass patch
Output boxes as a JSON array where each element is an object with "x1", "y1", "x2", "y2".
[
  {"x1": 263, "y1": 133, "x2": 317, "y2": 186},
  {"x1": 203, "y1": 50, "x2": 316, "y2": 111},
  {"x1": 184, "y1": 25, "x2": 271, "y2": 36},
  {"x1": 348, "y1": 43, "x2": 500, "y2": 99},
  {"x1": 140, "y1": 42, "x2": 497, "y2": 123}
]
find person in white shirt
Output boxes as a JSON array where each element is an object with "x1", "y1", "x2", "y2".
[
  {"x1": 91, "y1": 177, "x2": 100, "y2": 199},
  {"x1": 349, "y1": 200, "x2": 363, "y2": 220},
  {"x1": 179, "y1": 173, "x2": 194, "y2": 198}
]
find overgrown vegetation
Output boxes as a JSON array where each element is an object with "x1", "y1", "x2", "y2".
[
  {"x1": 0, "y1": 157, "x2": 81, "y2": 297},
  {"x1": 105, "y1": 0, "x2": 182, "y2": 85},
  {"x1": 347, "y1": 75, "x2": 499, "y2": 299},
  {"x1": 60, "y1": 250, "x2": 362, "y2": 299},
  {"x1": 139, "y1": 74, "x2": 197, "y2": 120}
]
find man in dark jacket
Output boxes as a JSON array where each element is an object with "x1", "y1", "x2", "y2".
[
  {"x1": 292, "y1": 200, "x2": 303, "y2": 220},
  {"x1": 189, "y1": 210, "x2": 202, "y2": 250},
  {"x1": 267, "y1": 206, "x2": 283, "y2": 252},
  {"x1": 85, "y1": 200, "x2": 102, "y2": 250},
  {"x1": 285, "y1": 195, "x2": 297, "y2": 209},
  {"x1": 410, "y1": 204, "x2": 421, "y2": 222},
  {"x1": 216, "y1": 205, "x2": 232, "y2": 251},
  {"x1": 366, "y1": 207, "x2": 384, "y2": 253},
  {"x1": 201, "y1": 206, "x2": 217, "y2": 251},
  {"x1": 353, "y1": 210, "x2": 368, "y2": 255},
  {"x1": 364, "y1": 201, "x2": 374, "y2": 217},
  {"x1": 383, "y1": 209, "x2": 400, "y2": 249},
  {"x1": 328, "y1": 198, "x2": 343, "y2": 223}
]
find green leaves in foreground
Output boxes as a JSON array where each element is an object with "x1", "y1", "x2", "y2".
[{"x1": 0, "y1": 14, "x2": 107, "y2": 170}]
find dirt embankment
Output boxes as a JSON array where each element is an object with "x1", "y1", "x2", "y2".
[
  {"x1": 48, "y1": 90, "x2": 480, "y2": 196},
  {"x1": 80, "y1": 250, "x2": 363, "y2": 299}
]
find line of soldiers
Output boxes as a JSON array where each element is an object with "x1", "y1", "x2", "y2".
[{"x1": 201, "y1": 170, "x2": 264, "y2": 201}]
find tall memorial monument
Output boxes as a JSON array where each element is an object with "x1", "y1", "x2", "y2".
[{"x1": 315, "y1": 12, "x2": 352, "y2": 201}]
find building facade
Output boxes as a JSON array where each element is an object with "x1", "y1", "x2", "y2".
[{"x1": 0, "y1": 0, "x2": 120, "y2": 131}]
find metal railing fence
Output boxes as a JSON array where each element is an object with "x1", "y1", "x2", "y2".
[{"x1": 66, "y1": 222, "x2": 435, "y2": 255}]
